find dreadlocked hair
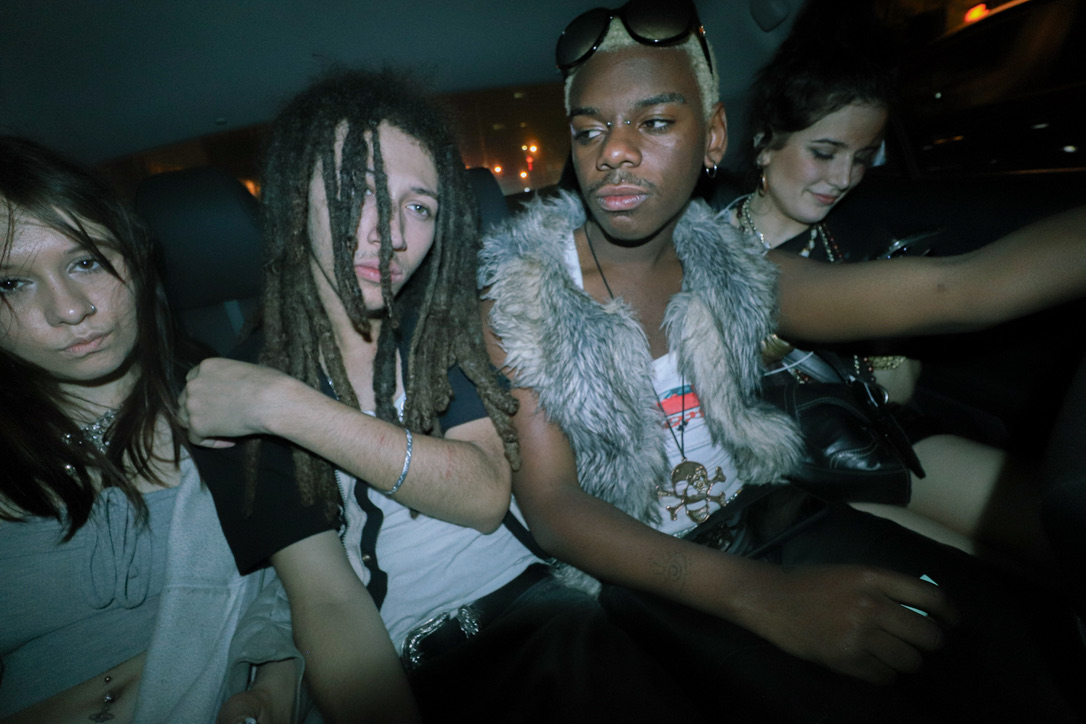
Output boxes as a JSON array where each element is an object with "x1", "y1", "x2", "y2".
[{"x1": 254, "y1": 69, "x2": 518, "y2": 517}]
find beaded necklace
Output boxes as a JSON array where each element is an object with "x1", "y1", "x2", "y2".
[{"x1": 739, "y1": 195, "x2": 818, "y2": 256}]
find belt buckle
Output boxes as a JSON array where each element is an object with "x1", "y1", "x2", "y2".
[
  {"x1": 401, "y1": 612, "x2": 451, "y2": 671},
  {"x1": 400, "y1": 605, "x2": 483, "y2": 671}
]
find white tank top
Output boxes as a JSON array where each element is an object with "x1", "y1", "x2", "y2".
[{"x1": 561, "y1": 235, "x2": 742, "y2": 538}]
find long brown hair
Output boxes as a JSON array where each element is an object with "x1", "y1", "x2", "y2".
[{"x1": 0, "y1": 136, "x2": 182, "y2": 538}]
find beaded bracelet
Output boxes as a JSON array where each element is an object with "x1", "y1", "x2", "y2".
[{"x1": 384, "y1": 428, "x2": 413, "y2": 496}]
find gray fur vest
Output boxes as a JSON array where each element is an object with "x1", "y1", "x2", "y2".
[{"x1": 480, "y1": 191, "x2": 803, "y2": 591}]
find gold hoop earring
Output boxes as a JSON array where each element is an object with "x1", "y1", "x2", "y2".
[{"x1": 758, "y1": 170, "x2": 768, "y2": 196}]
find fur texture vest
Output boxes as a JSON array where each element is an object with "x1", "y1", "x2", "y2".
[{"x1": 480, "y1": 191, "x2": 803, "y2": 591}]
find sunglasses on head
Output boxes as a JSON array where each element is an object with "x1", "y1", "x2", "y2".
[{"x1": 556, "y1": 0, "x2": 713, "y2": 79}]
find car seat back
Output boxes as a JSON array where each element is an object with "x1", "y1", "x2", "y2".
[
  {"x1": 135, "y1": 166, "x2": 263, "y2": 357},
  {"x1": 466, "y1": 166, "x2": 509, "y2": 232}
]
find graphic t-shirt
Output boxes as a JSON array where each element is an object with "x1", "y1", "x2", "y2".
[
  {"x1": 560, "y1": 234, "x2": 742, "y2": 538},
  {"x1": 652, "y1": 353, "x2": 742, "y2": 537}
]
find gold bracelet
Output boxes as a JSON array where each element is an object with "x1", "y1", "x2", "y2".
[{"x1": 869, "y1": 355, "x2": 908, "y2": 370}]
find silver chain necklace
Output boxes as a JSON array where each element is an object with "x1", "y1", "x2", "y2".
[{"x1": 65, "y1": 408, "x2": 119, "y2": 454}]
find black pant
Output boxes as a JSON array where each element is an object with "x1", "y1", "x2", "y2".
[
  {"x1": 410, "y1": 574, "x2": 707, "y2": 723},
  {"x1": 601, "y1": 493, "x2": 1086, "y2": 724},
  {"x1": 1040, "y1": 353, "x2": 1086, "y2": 620}
]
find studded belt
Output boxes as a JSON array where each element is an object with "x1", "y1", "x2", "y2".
[{"x1": 400, "y1": 563, "x2": 550, "y2": 671}]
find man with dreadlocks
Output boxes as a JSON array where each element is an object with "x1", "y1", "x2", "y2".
[{"x1": 180, "y1": 70, "x2": 698, "y2": 723}]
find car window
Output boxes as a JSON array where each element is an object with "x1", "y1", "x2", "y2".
[{"x1": 885, "y1": 0, "x2": 1085, "y2": 176}]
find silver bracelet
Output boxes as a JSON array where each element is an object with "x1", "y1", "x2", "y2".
[{"x1": 384, "y1": 428, "x2": 412, "y2": 496}]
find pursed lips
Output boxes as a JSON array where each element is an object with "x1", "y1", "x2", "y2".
[
  {"x1": 594, "y1": 184, "x2": 651, "y2": 212},
  {"x1": 355, "y1": 258, "x2": 404, "y2": 284},
  {"x1": 63, "y1": 331, "x2": 109, "y2": 356}
]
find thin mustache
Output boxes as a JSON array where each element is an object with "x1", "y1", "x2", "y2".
[{"x1": 586, "y1": 172, "x2": 656, "y2": 196}]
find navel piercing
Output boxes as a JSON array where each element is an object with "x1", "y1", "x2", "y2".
[{"x1": 89, "y1": 675, "x2": 115, "y2": 722}]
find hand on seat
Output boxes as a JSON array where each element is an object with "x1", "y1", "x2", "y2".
[{"x1": 742, "y1": 564, "x2": 957, "y2": 684}]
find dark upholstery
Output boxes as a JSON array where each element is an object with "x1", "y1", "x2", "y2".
[
  {"x1": 1040, "y1": 352, "x2": 1086, "y2": 620},
  {"x1": 135, "y1": 166, "x2": 263, "y2": 356},
  {"x1": 467, "y1": 166, "x2": 509, "y2": 232}
]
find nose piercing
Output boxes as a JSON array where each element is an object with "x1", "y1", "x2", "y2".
[{"x1": 88, "y1": 305, "x2": 97, "y2": 314}]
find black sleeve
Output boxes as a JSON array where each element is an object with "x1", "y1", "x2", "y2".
[
  {"x1": 189, "y1": 333, "x2": 335, "y2": 575},
  {"x1": 436, "y1": 363, "x2": 504, "y2": 431},
  {"x1": 397, "y1": 306, "x2": 509, "y2": 432},
  {"x1": 193, "y1": 436, "x2": 336, "y2": 575}
]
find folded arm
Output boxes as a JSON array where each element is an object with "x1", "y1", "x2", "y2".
[
  {"x1": 774, "y1": 204, "x2": 1086, "y2": 343},
  {"x1": 179, "y1": 360, "x2": 511, "y2": 532}
]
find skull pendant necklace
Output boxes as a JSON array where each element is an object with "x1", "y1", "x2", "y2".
[{"x1": 583, "y1": 225, "x2": 726, "y2": 522}]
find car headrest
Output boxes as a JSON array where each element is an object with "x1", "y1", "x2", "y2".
[
  {"x1": 135, "y1": 166, "x2": 263, "y2": 356},
  {"x1": 466, "y1": 166, "x2": 509, "y2": 232}
]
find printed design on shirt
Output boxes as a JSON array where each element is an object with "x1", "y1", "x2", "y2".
[{"x1": 655, "y1": 383, "x2": 728, "y2": 523}]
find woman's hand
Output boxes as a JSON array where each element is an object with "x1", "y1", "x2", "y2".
[
  {"x1": 178, "y1": 359, "x2": 304, "y2": 447},
  {"x1": 216, "y1": 690, "x2": 284, "y2": 724},
  {"x1": 217, "y1": 659, "x2": 300, "y2": 724}
]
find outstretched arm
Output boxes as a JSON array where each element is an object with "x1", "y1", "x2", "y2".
[
  {"x1": 483, "y1": 301, "x2": 955, "y2": 684},
  {"x1": 178, "y1": 360, "x2": 511, "y2": 532},
  {"x1": 271, "y1": 532, "x2": 421, "y2": 724},
  {"x1": 774, "y1": 204, "x2": 1086, "y2": 343}
]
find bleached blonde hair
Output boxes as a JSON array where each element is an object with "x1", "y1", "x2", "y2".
[{"x1": 564, "y1": 17, "x2": 719, "y2": 121}]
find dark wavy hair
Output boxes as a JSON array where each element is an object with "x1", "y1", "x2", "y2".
[
  {"x1": 747, "y1": 0, "x2": 898, "y2": 185},
  {"x1": 0, "y1": 136, "x2": 181, "y2": 538},
  {"x1": 256, "y1": 69, "x2": 519, "y2": 515}
]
